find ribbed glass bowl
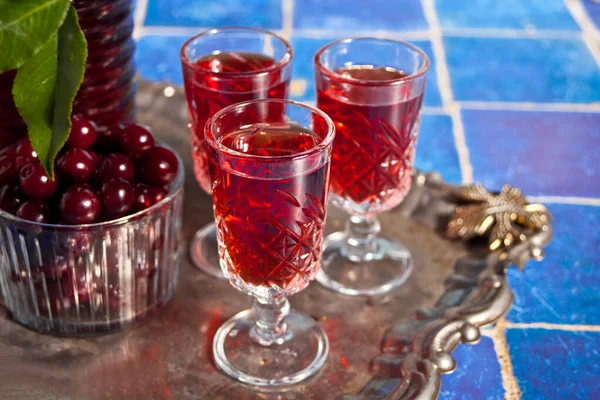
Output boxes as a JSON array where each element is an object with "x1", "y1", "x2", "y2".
[{"x1": 0, "y1": 148, "x2": 184, "y2": 336}]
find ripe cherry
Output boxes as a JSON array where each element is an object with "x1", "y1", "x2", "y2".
[
  {"x1": 132, "y1": 184, "x2": 169, "y2": 212},
  {"x1": 138, "y1": 147, "x2": 178, "y2": 186},
  {"x1": 132, "y1": 183, "x2": 153, "y2": 212},
  {"x1": 0, "y1": 184, "x2": 27, "y2": 213},
  {"x1": 67, "y1": 117, "x2": 98, "y2": 150},
  {"x1": 59, "y1": 185, "x2": 101, "y2": 224},
  {"x1": 101, "y1": 179, "x2": 134, "y2": 218},
  {"x1": 19, "y1": 163, "x2": 58, "y2": 199},
  {"x1": 16, "y1": 200, "x2": 53, "y2": 223},
  {"x1": 14, "y1": 139, "x2": 38, "y2": 168},
  {"x1": 150, "y1": 185, "x2": 168, "y2": 204},
  {"x1": 56, "y1": 148, "x2": 95, "y2": 183},
  {"x1": 119, "y1": 124, "x2": 155, "y2": 157},
  {"x1": 0, "y1": 154, "x2": 18, "y2": 186},
  {"x1": 97, "y1": 154, "x2": 135, "y2": 182},
  {"x1": 88, "y1": 150, "x2": 101, "y2": 167}
]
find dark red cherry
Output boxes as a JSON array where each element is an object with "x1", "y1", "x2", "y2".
[
  {"x1": 16, "y1": 200, "x2": 53, "y2": 223},
  {"x1": 97, "y1": 154, "x2": 135, "y2": 183},
  {"x1": 101, "y1": 179, "x2": 134, "y2": 218},
  {"x1": 0, "y1": 144, "x2": 15, "y2": 158},
  {"x1": 0, "y1": 184, "x2": 27, "y2": 213},
  {"x1": 119, "y1": 124, "x2": 155, "y2": 157},
  {"x1": 67, "y1": 117, "x2": 98, "y2": 150},
  {"x1": 132, "y1": 183, "x2": 153, "y2": 212},
  {"x1": 14, "y1": 139, "x2": 38, "y2": 168},
  {"x1": 138, "y1": 147, "x2": 178, "y2": 186},
  {"x1": 88, "y1": 150, "x2": 101, "y2": 167},
  {"x1": 150, "y1": 185, "x2": 168, "y2": 204},
  {"x1": 19, "y1": 163, "x2": 58, "y2": 199},
  {"x1": 0, "y1": 154, "x2": 18, "y2": 186},
  {"x1": 56, "y1": 148, "x2": 95, "y2": 183},
  {"x1": 59, "y1": 185, "x2": 101, "y2": 224}
]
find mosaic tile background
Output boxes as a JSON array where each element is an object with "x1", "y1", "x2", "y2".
[{"x1": 134, "y1": 0, "x2": 600, "y2": 398}]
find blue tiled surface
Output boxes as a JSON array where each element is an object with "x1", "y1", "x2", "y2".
[
  {"x1": 507, "y1": 204, "x2": 600, "y2": 325},
  {"x1": 293, "y1": 0, "x2": 428, "y2": 31},
  {"x1": 445, "y1": 37, "x2": 600, "y2": 103},
  {"x1": 135, "y1": 36, "x2": 186, "y2": 85},
  {"x1": 462, "y1": 109, "x2": 600, "y2": 197},
  {"x1": 416, "y1": 114, "x2": 462, "y2": 184},
  {"x1": 436, "y1": 0, "x2": 579, "y2": 30},
  {"x1": 507, "y1": 329, "x2": 600, "y2": 399},
  {"x1": 290, "y1": 37, "x2": 442, "y2": 107},
  {"x1": 145, "y1": 0, "x2": 283, "y2": 29},
  {"x1": 439, "y1": 337, "x2": 504, "y2": 399},
  {"x1": 135, "y1": 0, "x2": 600, "y2": 398}
]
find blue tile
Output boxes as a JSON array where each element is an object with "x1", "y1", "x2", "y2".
[
  {"x1": 289, "y1": 37, "x2": 330, "y2": 102},
  {"x1": 462, "y1": 110, "x2": 600, "y2": 197},
  {"x1": 445, "y1": 37, "x2": 600, "y2": 103},
  {"x1": 507, "y1": 204, "x2": 600, "y2": 325},
  {"x1": 439, "y1": 337, "x2": 504, "y2": 399},
  {"x1": 290, "y1": 37, "x2": 442, "y2": 107},
  {"x1": 135, "y1": 35, "x2": 187, "y2": 85},
  {"x1": 416, "y1": 114, "x2": 462, "y2": 184},
  {"x1": 293, "y1": 0, "x2": 427, "y2": 31},
  {"x1": 436, "y1": 0, "x2": 579, "y2": 30},
  {"x1": 507, "y1": 329, "x2": 600, "y2": 399},
  {"x1": 583, "y1": 0, "x2": 600, "y2": 30},
  {"x1": 144, "y1": 0, "x2": 283, "y2": 29}
]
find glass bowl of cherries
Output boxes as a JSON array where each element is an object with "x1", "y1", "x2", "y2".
[{"x1": 0, "y1": 118, "x2": 184, "y2": 336}]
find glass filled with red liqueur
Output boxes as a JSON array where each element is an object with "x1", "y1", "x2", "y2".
[
  {"x1": 180, "y1": 27, "x2": 292, "y2": 278},
  {"x1": 315, "y1": 38, "x2": 429, "y2": 296},
  {"x1": 206, "y1": 99, "x2": 334, "y2": 386}
]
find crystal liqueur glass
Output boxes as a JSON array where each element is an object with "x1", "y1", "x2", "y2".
[
  {"x1": 180, "y1": 28, "x2": 292, "y2": 278},
  {"x1": 314, "y1": 38, "x2": 429, "y2": 296},
  {"x1": 206, "y1": 99, "x2": 334, "y2": 386}
]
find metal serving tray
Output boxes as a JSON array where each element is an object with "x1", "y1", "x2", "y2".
[{"x1": 0, "y1": 81, "x2": 552, "y2": 399}]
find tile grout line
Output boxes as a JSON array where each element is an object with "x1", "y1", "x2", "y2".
[
  {"x1": 421, "y1": 0, "x2": 474, "y2": 184},
  {"x1": 506, "y1": 321, "x2": 600, "y2": 332},
  {"x1": 527, "y1": 195, "x2": 600, "y2": 206},
  {"x1": 490, "y1": 318, "x2": 522, "y2": 399},
  {"x1": 293, "y1": 28, "x2": 431, "y2": 40},
  {"x1": 136, "y1": 27, "x2": 585, "y2": 40},
  {"x1": 564, "y1": 0, "x2": 600, "y2": 68},
  {"x1": 282, "y1": 0, "x2": 295, "y2": 39},
  {"x1": 459, "y1": 100, "x2": 600, "y2": 113},
  {"x1": 441, "y1": 27, "x2": 582, "y2": 39},
  {"x1": 132, "y1": 0, "x2": 149, "y2": 40}
]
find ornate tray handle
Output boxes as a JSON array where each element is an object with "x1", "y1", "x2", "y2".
[{"x1": 338, "y1": 173, "x2": 553, "y2": 400}]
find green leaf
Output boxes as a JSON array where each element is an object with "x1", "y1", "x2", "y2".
[
  {"x1": 0, "y1": 0, "x2": 71, "y2": 72},
  {"x1": 12, "y1": 6, "x2": 87, "y2": 179},
  {"x1": 13, "y1": 36, "x2": 58, "y2": 176}
]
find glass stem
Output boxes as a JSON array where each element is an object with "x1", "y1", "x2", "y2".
[
  {"x1": 250, "y1": 295, "x2": 291, "y2": 346},
  {"x1": 343, "y1": 214, "x2": 382, "y2": 262}
]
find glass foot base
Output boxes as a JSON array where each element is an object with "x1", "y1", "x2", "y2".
[
  {"x1": 189, "y1": 223, "x2": 226, "y2": 279},
  {"x1": 317, "y1": 232, "x2": 413, "y2": 296},
  {"x1": 213, "y1": 309, "x2": 329, "y2": 387}
]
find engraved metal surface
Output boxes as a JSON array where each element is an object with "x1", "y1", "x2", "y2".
[{"x1": 0, "y1": 81, "x2": 552, "y2": 400}]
